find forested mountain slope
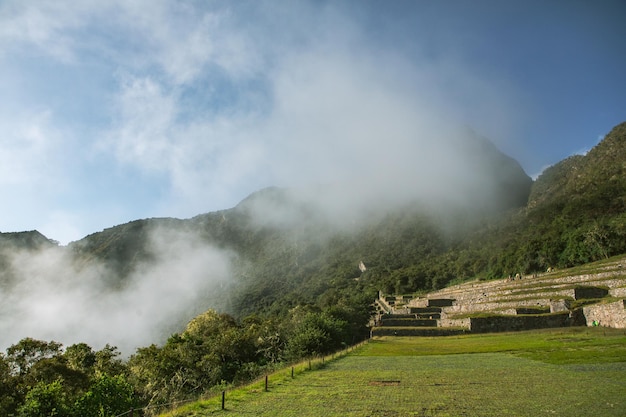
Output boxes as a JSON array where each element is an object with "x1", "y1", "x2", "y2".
[
  {"x1": 1, "y1": 122, "x2": 624, "y2": 322},
  {"x1": 57, "y1": 130, "x2": 534, "y2": 318}
]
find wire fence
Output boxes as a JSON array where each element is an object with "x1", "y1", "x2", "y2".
[
  {"x1": 113, "y1": 398, "x2": 194, "y2": 417},
  {"x1": 112, "y1": 339, "x2": 370, "y2": 417}
]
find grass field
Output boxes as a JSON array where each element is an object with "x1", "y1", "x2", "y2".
[{"x1": 160, "y1": 328, "x2": 626, "y2": 417}]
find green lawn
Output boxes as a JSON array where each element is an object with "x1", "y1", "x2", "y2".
[{"x1": 161, "y1": 328, "x2": 626, "y2": 417}]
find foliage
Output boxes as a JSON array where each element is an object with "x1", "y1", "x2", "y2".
[
  {"x1": 17, "y1": 380, "x2": 69, "y2": 417},
  {"x1": 0, "y1": 353, "x2": 19, "y2": 416},
  {"x1": 7, "y1": 338, "x2": 63, "y2": 376},
  {"x1": 64, "y1": 343, "x2": 96, "y2": 376},
  {"x1": 285, "y1": 311, "x2": 348, "y2": 358},
  {"x1": 0, "y1": 339, "x2": 134, "y2": 417},
  {"x1": 72, "y1": 374, "x2": 135, "y2": 417},
  {"x1": 127, "y1": 309, "x2": 280, "y2": 408}
]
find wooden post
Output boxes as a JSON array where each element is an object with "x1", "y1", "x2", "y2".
[
  {"x1": 265, "y1": 375, "x2": 268, "y2": 392},
  {"x1": 221, "y1": 391, "x2": 225, "y2": 410},
  {"x1": 129, "y1": 408, "x2": 134, "y2": 417},
  {"x1": 291, "y1": 366, "x2": 294, "y2": 378},
  {"x1": 308, "y1": 359, "x2": 311, "y2": 370}
]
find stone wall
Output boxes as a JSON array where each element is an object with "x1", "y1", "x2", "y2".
[
  {"x1": 516, "y1": 307, "x2": 550, "y2": 315},
  {"x1": 407, "y1": 297, "x2": 429, "y2": 308},
  {"x1": 371, "y1": 328, "x2": 469, "y2": 337},
  {"x1": 574, "y1": 286, "x2": 609, "y2": 300},
  {"x1": 583, "y1": 300, "x2": 626, "y2": 328},
  {"x1": 374, "y1": 263, "x2": 626, "y2": 334},
  {"x1": 468, "y1": 312, "x2": 572, "y2": 333},
  {"x1": 428, "y1": 299, "x2": 455, "y2": 307},
  {"x1": 611, "y1": 287, "x2": 626, "y2": 297},
  {"x1": 438, "y1": 318, "x2": 471, "y2": 328},
  {"x1": 381, "y1": 318, "x2": 437, "y2": 327},
  {"x1": 550, "y1": 299, "x2": 571, "y2": 313},
  {"x1": 444, "y1": 301, "x2": 548, "y2": 315}
]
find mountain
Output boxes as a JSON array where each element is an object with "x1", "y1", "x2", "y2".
[
  {"x1": 1, "y1": 123, "x2": 625, "y2": 338},
  {"x1": 49, "y1": 131, "x2": 532, "y2": 316},
  {"x1": 0, "y1": 230, "x2": 56, "y2": 250},
  {"x1": 517, "y1": 122, "x2": 626, "y2": 268},
  {"x1": 529, "y1": 121, "x2": 626, "y2": 216},
  {"x1": 0, "y1": 230, "x2": 58, "y2": 287}
]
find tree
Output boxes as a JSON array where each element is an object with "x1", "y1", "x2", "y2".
[
  {"x1": 72, "y1": 374, "x2": 135, "y2": 417},
  {"x1": 285, "y1": 311, "x2": 349, "y2": 358},
  {"x1": 584, "y1": 222, "x2": 610, "y2": 260},
  {"x1": 0, "y1": 354, "x2": 19, "y2": 416},
  {"x1": 17, "y1": 380, "x2": 69, "y2": 417},
  {"x1": 127, "y1": 344, "x2": 171, "y2": 407},
  {"x1": 7, "y1": 338, "x2": 62, "y2": 376},
  {"x1": 94, "y1": 345, "x2": 126, "y2": 377},
  {"x1": 182, "y1": 310, "x2": 259, "y2": 385},
  {"x1": 64, "y1": 343, "x2": 96, "y2": 376},
  {"x1": 26, "y1": 356, "x2": 90, "y2": 400},
  {"x1": 127, "y1": 309, "x2": 271, "y2": 408},
  {"x1": 242, "y1": 315, "x2": 284, "y2": 365}
]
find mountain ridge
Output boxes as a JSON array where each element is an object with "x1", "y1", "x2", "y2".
[{"x1": 1, "y1": 122, "x2": 624, "y2": 324}]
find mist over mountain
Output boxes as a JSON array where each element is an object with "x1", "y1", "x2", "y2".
[{"x1": 1, "y1": 122, "x2": 625, "y2": 355}]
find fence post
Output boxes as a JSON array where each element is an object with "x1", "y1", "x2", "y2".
[
  {"x1": 265, "y1": 374, "x2": 268, "y2": 392},
  {"x1": 129, "y1": 408, "x2": 133, "y2": 417},
  {"x1": 291, "y1": 366, "x2": 294, "y2": 378},
  {"x1": 221, "y1": 390, "x2": 225, "y2": 410}
]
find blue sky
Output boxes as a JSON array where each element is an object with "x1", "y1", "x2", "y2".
[{"x1": 1, "y1": 0, "x2": 625, "y2": 244}]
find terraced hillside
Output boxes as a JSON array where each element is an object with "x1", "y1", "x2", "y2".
[{"x1": 372, "y1": 255, "x2": 626, "y2": 336}]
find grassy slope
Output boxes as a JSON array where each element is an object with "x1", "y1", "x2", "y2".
[{"x1": 160, "y1": 328, "x2": 626, "y2": 417}]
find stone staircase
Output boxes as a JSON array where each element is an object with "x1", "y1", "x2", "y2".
[
  {"x1": 372, "y1": 297, "x2": 469, "y2": 336},
  {"x1": 371, "y1": 256, "x2": 626, "y2": 336}
]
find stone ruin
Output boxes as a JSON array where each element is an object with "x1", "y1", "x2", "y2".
[{"x1": 371, "y1": 257, "x2": 626, "y2": 336}]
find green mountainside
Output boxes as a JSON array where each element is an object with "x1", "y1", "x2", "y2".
[
  {"x1": 2, "y1": 122, "x2": 625, "y2": 320},
  {"x1": 57, "y1": 129, "x2": 536, "y2": 318}
]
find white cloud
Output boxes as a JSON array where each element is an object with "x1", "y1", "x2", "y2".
[
  {"x1": 0, "y1": 225, "x2": 234, "y2": 355},
  {"x1": 92, "y1": 0, "x2": 525, "y2": 224},
  {"x1": 102, "y1": 76, "x2": 178, "y2": 171},
  {"x1": 0, "y1": 0, "x2": 103, "y2": 62},
  {"x1": 0, "y1": 0, "x2": 529, "y2": 237},
  {"x1": 0, "y1": 109, "x2": 62, "y2": 186}
]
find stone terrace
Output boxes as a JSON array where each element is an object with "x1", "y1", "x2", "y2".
[{"x1": 371, "y1": 256, "x2": 626, "y2": 336}]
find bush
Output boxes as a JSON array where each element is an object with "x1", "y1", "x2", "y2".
[
  {"x1": 18, "y1": 380, "x2": 69, "y2": 417},
  {"x1": 72, "y1": 374, "x2": 135, "y2": 417}
]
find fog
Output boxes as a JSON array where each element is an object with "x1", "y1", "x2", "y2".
[
  {"x1": 188, "y1": 34, "x2": 528, "y2": 231},
  {"x1": 245, "y1": 49, "x2": 525, "y2": 228},
  {"x1": 0, "y1": 2, "x2": 534, "y2": 355},
  {"x1": 97, "y1": 1, "x2": 526, "y2": 230},
  {"x1": 0, "y1": 226, "x2": 234, "y2": 355}
]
